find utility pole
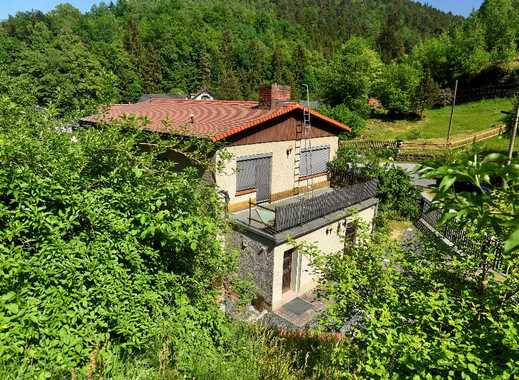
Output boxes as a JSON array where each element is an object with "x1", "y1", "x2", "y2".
[
  {"x1": 507, "y1": 99, "x2": 519, "y2": 165},
  {"x1": 447, "y1": 80, "x2": 458, "y2": 146}
]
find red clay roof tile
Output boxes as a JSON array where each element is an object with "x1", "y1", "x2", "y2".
[{"x1": 83, "y1": 98, "x2": 351, "y2": 141}]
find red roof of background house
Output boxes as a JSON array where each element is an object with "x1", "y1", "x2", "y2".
[{"x1": 82, "y1": 98, "x2": 351, "y2": 142}]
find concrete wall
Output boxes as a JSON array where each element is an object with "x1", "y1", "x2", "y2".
[
  {"x1": 215, "y1": 135, "x2": 339, "y2": 211},
  {"x1": 270, "y1": 205, "x2": 377, "y2": 310}
]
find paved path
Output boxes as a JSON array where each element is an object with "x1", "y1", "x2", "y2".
[{"x1": 393, "y1": 162, "x2": 436, "y2": 189}]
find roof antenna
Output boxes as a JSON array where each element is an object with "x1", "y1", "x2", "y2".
[{"x1": 190, "y1": 113, "x2": 195, "y2": 124}]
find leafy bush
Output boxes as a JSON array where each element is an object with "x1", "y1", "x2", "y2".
[
  {"x1": 400, "y1": 128, "x2": 423, "y2": 141},
  {"x1": 319, "y1": 104, "x2": 366, "y2": 138},
  {"x1": 308, "y1": 227, "x2": 519, "y2": 379},
  {"x1": 320, "y1": 37, "x2": 383, "y2": 116},
  {"x1": 0, "y1": 97, "x2": 309, "y2": 378},
  {"x1": 372, "y1": 62, "x2": 422, "y2": 117},
  {"x1": 375, "y1": 164, "x2": 421, "y2": 219},
  {"x1": 330, "y1": 145, "x2": 421, "y2": 220},
  {"x1": 0, "y1": 97, "x2": 230, "y2": 371}
]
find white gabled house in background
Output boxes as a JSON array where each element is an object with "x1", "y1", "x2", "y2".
[
  {"x1": 138, "y1": 88, "x2": 215, "y2": 103},
  {"x1": 83, "y1": 84, "x2": 378, "y2": 317}
]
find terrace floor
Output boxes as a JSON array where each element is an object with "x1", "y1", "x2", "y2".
[{"x1": 230, "y1": 178, "x2": 379, "y2": 246}]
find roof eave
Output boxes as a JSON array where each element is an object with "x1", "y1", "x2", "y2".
[{"x1": 212, "y1": 104, "x2": 352, "y2": 142}]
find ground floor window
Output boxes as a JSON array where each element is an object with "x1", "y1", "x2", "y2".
[{"x1": 345, "y1": 222, "x2": 357, "y2": 243}]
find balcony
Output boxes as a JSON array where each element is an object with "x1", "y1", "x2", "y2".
[{"x1": 231, "y1": 178, "x2": 378, "y2": 239}]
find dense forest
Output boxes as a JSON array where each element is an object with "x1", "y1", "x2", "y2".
[
  {"x1": 1, "y1": 0, "x2": 518, "y2": 121},
  {"x1": 0, "y1": 0, "x2": 518, "y2": 378}
]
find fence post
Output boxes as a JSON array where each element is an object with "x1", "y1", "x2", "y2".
[
  {"x1": 507, "y1": 100, "x2": 519, "y2": 165},
  {"x1": 447, "y1": 80, "x2": 458, "y2": 146}
]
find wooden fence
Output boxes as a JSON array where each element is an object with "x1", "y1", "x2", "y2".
[{"x1": 341, "y1": 125, "x2": 508, "y2": 154}]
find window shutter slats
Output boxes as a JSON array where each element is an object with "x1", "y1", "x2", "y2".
[
  {"x1": 300, "y1": 150, "x2": 309, "y2": 177},
  {"x1": 236, "y1": 159, "x2": 256, "y2": 191},
  {"x1": 300, "y1": 145, "x2": 330, "y2": 177}
]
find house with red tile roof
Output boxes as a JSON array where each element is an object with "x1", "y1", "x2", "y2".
[{"x1": 84, "y1": 84, "x2": 379, "y2": 320}]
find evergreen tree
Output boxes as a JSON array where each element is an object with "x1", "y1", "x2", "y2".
[
  {"x1": 377, "y1": 0, "x2": 406, "y2": 63},
  {"x1": 292, "y1": 43, "x2": 307, "y2": 99},
  {"x1": 124, "y1": 16, "x2": 162, "y2": 94},
  {"x1": 271, "y1": 44, "x2": 285, "y2": 84},
  {"x1": 198, "y1": 48, "x2": 212, "y2": 88}
]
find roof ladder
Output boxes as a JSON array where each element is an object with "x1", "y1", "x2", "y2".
[
  {"x1": 302, "y1": 84, "x2": 314, "y2": 199},
  {"x1": 302, "y1": 107, "x2": 314, "y2": 198},
  {"x1": 293, "y1": 122, "x2": 303, "y2": 195}
]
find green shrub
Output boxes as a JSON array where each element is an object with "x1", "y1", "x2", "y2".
[
  {"x1": 372, "y1": 62, "x2": 422, "y2": 117},
  {"x1": 320, "y1": 104, "x2": 366, "y2": 138},
  {"x1": 400, "y1": 128, "x2": 423, "y2": 140},
  {"x1": 330, "y1": 146, "x2": 421, "y2": 220}
]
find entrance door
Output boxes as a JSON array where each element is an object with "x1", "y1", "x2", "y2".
[
  {"x1": 255, "y1": 157, "x2": 271, "y2": 203},
  {"x1": 282, "y1": 249, "x2": 294, "y2": 293}
]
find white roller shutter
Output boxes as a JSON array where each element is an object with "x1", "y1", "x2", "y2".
[
  {"x1": 300, "y1": 145, "x2": 330, "y2": 177},
  {"x1": 236, "y1": 159, "x2": 256, "y2": 191}
]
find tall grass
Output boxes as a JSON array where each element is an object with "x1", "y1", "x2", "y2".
[{"x1": 0, "y1": 324, "x2": 313, "y2": 380}]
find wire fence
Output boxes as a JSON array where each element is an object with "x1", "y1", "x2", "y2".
[{"x1": 415, "y1": 197, "x2": 506, "y2": 273}]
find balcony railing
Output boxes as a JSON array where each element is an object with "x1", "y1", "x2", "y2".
[{"x1": 248, "y1": 179, "x2": 378, "y2": 233}]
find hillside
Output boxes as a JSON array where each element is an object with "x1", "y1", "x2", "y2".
[
  {"x1": 0, "y1": 0, "x2": 460, "y2": 112},
  {"x1": 1, "y1": 1, "x2": 518, "y2": 378},
  {"x1": 271, "y1": 0, "x2": 463, "y2": 55}
]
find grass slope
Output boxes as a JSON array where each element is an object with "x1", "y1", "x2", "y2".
[
  {"x1": 362, "y1": 98, "x2": 513, "y2": 143},
  {"x1": 473, "y1": 134, "x2": 518, "y2": 153}
]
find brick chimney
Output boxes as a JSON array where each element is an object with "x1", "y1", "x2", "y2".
[{"x1": 258, "y1": 84, "x2": 291, "y2": 108}]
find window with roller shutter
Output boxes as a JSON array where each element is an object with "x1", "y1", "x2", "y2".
[
  {"x1": 236, "y1": 159, "x2": 256, "y2": 192},
  {"x1": 299, "y1": 145, "x2": 330, "y2": 178},
  {"x1": 236, "y1": 154, "x2": 272, "y2": 201}
]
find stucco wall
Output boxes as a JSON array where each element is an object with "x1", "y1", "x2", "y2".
[
  {"x1": 215, "y1": 136, "x2": 339, "y2": 211},
  {"x1": 270, "y1": 205, "x2": 377, "y2": 310}
]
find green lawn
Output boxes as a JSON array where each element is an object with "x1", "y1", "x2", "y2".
[
  {"x1": 361, "y1": 98, "x2": 513, "y2": 143},
  {"x1": 473, "y1": 134, "x2": 518, "y2": 154}
]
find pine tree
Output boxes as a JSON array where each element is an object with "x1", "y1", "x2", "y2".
[
  {"x1": 198, "y1": 49, "x2": 211, "y2": 88},
  {"x1": 292, "y1": 43, "x2": 306, "y2": 91},
  {"x1": 125, "y1": 16, "x2": 161, "y2": 93},
  {"x1": 271, "y1": 44, "x2": 285, "y2": 84},
  {"x1": 377, "y1": 0, "x2": 406, "y2": 63}
]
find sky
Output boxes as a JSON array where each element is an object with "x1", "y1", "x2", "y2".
[
  {"x1": 416, "y1": 0, "x2": 485, "y2": 16},
  {"x1": 0, "y1": 0, "x2": 103, "y2": 20},
  {"x1": 0, "y1": 0, "x2": 485, "y2": 20}
]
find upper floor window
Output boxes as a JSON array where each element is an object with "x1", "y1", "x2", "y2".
[{"x1": 300, "y1": 145, "x2": 330, "y2": 178}]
